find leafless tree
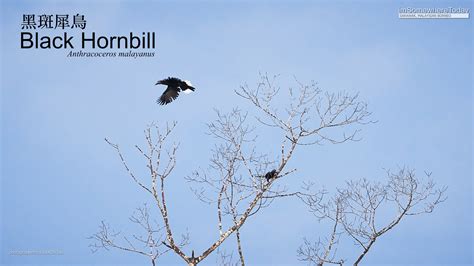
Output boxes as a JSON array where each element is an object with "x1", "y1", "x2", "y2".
[
  {"x1": 89, "y1": 204, "x2": 181, "y2": 266},
  {"x1": 298, "y1": 168, "x2": 447, "y2": 266},
  {"x1": 93, "y1": 73, "x2": 372, "y2": 265}
]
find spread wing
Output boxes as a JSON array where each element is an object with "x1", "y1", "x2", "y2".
[
  {"x1": 157, "y1": 86, "x2": 179, "y2": 105},
  {"x1": 156, "y1": 77, "x2": 181, "y2": 87}
]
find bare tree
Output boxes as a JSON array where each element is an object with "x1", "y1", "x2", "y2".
[
  {"x1": 89, "y1": 204, "x2": 179, "y2": 266},
  {"x1": 298, "y1": 168, "x2": 447, "y2": 266},
  {"x1": 92, "y1": 73, "x2": 372, "y2": 265},
  {"x1": 297, "y1": 196, "x2": 345, "y2": 266}
]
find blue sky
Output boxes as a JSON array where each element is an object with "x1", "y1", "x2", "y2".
[{"x1": 1, "y1": 0, "x2": 472, "y2": 265}]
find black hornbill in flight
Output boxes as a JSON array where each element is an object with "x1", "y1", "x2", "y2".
[{"x1": 155, "y1": 77, "x2": 196, "y2": 105}]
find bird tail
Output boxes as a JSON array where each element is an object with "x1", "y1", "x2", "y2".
[{"x1": 183, "y1": 87, "x2": 195, "y2": 94}]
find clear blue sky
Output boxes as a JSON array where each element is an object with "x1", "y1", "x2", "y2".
[{"x1": 1, "y1": 0, "x2": 472, "y2": 265}]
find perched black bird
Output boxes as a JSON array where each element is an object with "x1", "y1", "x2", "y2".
[
  {"x1": 155, "y1": 77, "x2": 196, "y2": 105},
  {"x1": 264, "y1": 169, "x2": 278, "y2": 182},
  {"x1": 189, "y1": 250, "x2": 198, "y2": 264}
]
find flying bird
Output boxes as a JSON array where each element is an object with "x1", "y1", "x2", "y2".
[{"x1": 155, "y1": 77, "x2": 195, "y2": 105}]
